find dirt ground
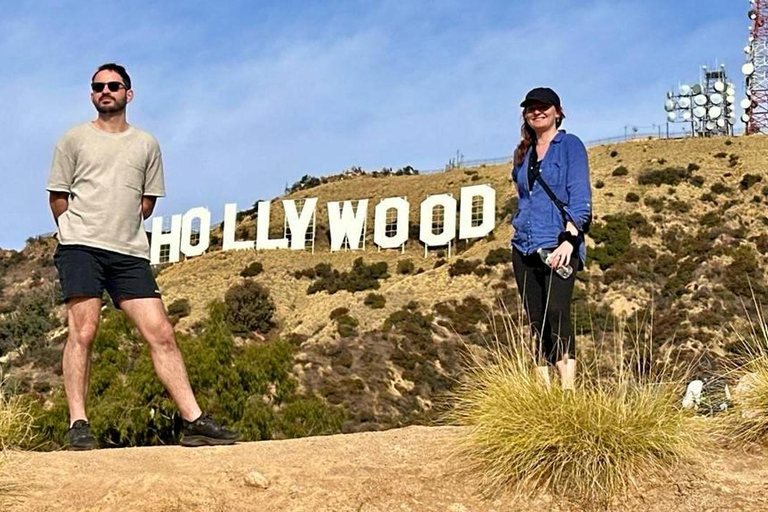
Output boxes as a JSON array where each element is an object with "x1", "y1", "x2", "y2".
[{"x1": 3, "y1": 425, "x2": 768, "y2": 512}]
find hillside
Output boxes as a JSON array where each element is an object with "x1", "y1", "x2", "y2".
[{"x1": 1, "y1": 134, "x2": 768, "y2": 444}]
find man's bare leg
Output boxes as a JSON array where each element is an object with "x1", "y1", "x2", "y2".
[
  {"x1": 119, "y1": 297, "x2": 202, "y2": 422},
  {"x1": 63, "y1": 297, "x2": 102, "y2": 426}
]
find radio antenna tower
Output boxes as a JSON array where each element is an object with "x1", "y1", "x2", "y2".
[{"x1": 743, "y1": 0, "x2": 768, "y2": 134}]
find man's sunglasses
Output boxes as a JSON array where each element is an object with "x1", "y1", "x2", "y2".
[{"x1": 90, "y1": 81, "x2": 126, "y2": 93}]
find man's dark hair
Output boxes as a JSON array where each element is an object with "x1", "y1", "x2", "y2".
[{"x1": 92, "y1": 63, "x2": 132, "y2": 90}]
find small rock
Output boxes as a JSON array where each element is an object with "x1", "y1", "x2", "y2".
[
  {"x1": 244, "y1": 471, "x2": 270, "y2": 489},
  {"x1": 448, "y1": 504, "x2": 468, "y2": 512}
]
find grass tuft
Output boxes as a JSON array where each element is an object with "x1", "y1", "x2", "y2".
[{"x1": 448, "y1": 311, "x2": 705, "y2": 508}]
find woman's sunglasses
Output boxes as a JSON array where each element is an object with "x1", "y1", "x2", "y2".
[{"x1": 90, "y1": 81, "x2": 126, "y2": 93}]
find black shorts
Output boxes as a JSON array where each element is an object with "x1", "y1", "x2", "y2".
[{"x1": 54, "y1": 244, "x2": 161, "y2": 308}]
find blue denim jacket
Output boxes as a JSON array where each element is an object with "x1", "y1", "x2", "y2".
[{"x1": 510, "y1": 130, "x2": 592, "y2": 265}]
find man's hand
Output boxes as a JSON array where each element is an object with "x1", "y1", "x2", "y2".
[{"x1": 49, "y1": 192, "x2": 69, "y2": 224}]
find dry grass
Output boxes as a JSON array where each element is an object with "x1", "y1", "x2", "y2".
[
  {"x1": 0, "y1": 378, "x2": 36, "y2": 502},
  {"x1": 448, "y1": 310, "x2": 706, "y2": 508},
  {"x1": 720, "y1": 301, "x2": 768, "y2": 445}
]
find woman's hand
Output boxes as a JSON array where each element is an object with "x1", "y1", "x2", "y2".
[{"x1": 548, "y1": 241, "x2": 573, "y2": 269}]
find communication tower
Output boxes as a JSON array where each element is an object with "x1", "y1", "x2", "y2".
[
  {"x1": 743, "y1": 0, "x2": 768, "y2": 134},
  {"x1": 665, "y1": 64, "x2": 736, "y2": 137}
]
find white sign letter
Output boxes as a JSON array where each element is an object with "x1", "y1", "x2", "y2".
[
  {"x1": 150, "y1": 214, "x2": 182, "y2": 264},
  {"x1": 374, "y1": 197, "x2": 409, "y2": 249},
  {"x1": 180, "y1": 207, "x2": 211, "y2": 258},
  {"x1": 223, "y1": 203, "x2": 254, "y2": 251},
  {"x1": 283, "y1": 198, "x2": 318, "y2": 250},
  {"x1": 419, "y1": 194, "x2": 456, "y2": 247},
  {"x1": 459, "y1": 184, "x2": 496, "y2": 239},
  {"x1": 327, "y1": 199, "x2": 369, "y2": 251},
  {"x1": 256, "y1": 201, "x2": 289, "y2": 250}
]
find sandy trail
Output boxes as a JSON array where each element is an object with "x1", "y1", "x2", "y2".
[{"x1": 4, "y1": 426, "x2": 768, "y2": 512}]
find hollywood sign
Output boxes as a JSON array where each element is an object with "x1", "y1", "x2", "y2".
[{"x1": 149, "y1": 184, "x2": 496, "y2": 265}]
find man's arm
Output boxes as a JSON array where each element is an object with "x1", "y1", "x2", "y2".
[
  {"x1": 142, "y1": 196, "x2": 158, "y2": 219},
  {"x1": 49, "y1": 192, "x2": 69, "y2": 225}
]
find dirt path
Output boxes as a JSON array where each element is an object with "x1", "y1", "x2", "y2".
[{"x1": 3, "y1": 426, "x2": 768, "y2": 512}]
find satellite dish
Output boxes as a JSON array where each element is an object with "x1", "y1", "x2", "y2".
[
  {"x1": 679, "y1": 84, "x2": 691, "y2": 96},
  {"x1": 741, "y1": 98, "x2": 753, "y2": 109},
  {"x1": 666, "y1": 91, "x2": 673, "y2": 99},
  {"x1": 728, "y1": 115, "x2": 736, "y2": 125},
  {"x1": 664, "y1": 99, "x2": 676, "y2": 111},
  {"x1": 682, "y1": 111, "x2": 692, "y2": 121},
  {"x1": 693, "y1": 106, "x2": 707, "y2": 118},
  {"x1": 667, "y1": 112, "x2": 677, "y2": 122},
  {"x1": 717, "y1": 118, "x2": 726, "y2": 128},
  {"x1": 726, "y1": 85, "x2": 736, "y2": 95},
  {"x1": 706, "y1": 120, "x2": 717, "y2": 130},
  {"x1": 709, "y1": 106, "x2": 722, "y2": 118},
  {"x1": 743, "y1": 62, "x2": 756, "y2": 75},
  {"x1": 678, "y1": 97, "x2": 691, "y2": 108},
  {"x1": 694, "y1": 94, "x2": 708, "y2": 106},
  {"x1": 714, "y1": 81, "x2": 726, "y2": 92},
  {"x1": 726, "y1": 95, "x2": 736, "y2": 104},
  {"x1": 691, "y1": 84, "x2": 703, "y2": 95},
  {"x1": 742, "y1": 113, "x2": 751, "y2": 122},
  {"x1": 745, "y1": 45, "x2": 753, "y2": 54},
  {"x1": 709, "y1": 93, "x2": 724, "y2": 105}
]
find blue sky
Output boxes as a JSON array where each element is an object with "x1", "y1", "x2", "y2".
[{"x1": 0, "y1": 1, "x2": 748, "y2": 250}]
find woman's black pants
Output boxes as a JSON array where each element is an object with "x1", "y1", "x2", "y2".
[{"x1": 512, "y1": 247, "x2": 576, "y2": 365}]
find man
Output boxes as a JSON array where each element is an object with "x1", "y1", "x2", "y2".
[{"x1": 47, "y1": 63, "x2": 238, "y2": 450}]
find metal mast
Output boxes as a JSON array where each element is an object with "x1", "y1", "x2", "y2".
[{"x1": 744, "y1": 0, "x2": 768, "y2": 134}]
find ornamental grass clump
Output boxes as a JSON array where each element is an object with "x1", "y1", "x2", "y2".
[
  {"x1": 0, "y1": 379, "x2": 35, "y2": 450},
  {"x1": 720, "y1": 302, "x2": 768, "y2": 445},
  {"x1": 448, "y1": 313, "x2": 705, "y2": 508}
]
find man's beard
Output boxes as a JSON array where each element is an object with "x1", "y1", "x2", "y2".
[{"x1": 93, "y1": 96, "x2": 127, "y2": 114}]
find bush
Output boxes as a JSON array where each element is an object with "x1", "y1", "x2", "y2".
[
  {"x1": 397, "y1": 259, "x2": 415, "y2": 275},
  {"x1": 0, "y1": 380, "x2": 36, "y2": 448},
  {"x1": 306, "y1": 258, "x2": 389, "y2": 295},
  {"x1": 288, "y1": 174, "x2": 321, "y2": 193},
  {"x1": 240, "y1": 261, "x2": 264, "y2": 277},
  {"x1": 611, "y1": 166, "x2": 628, "y2": 176},
  {"x1": 0, "y1": 290, "x2": 55, "y2": 355},
  {"x1": 224, "y1": 280, "x2": 276, "y2": 335},
  {"x1": 609, "y1": 150, "x2": 619, "y2": 158},
  {"x1": 334, "y1": 314, "x2": 359, "y2": 338},
  {"x1": 710, "y1": 182, "x2": 731, "y2": 195},
  {"x1": 167, "y1": 298, "x2": 191, "y2": 319},
  {"x1": 364, "y1": 293, "x2": 386, "y2": 309},
  {"x1": 448, "y1": 259, "x2": 482, "y2": 277},
  {"x1": 714, "y1": 152, "x2": 727, "y2": 158},
  {"x1": 740, "y1": 173, "x2": 763, "y2": 190},
  {"x1": 625, "y1": 192, "x2": 640, "y2": 203},
  {"x1": 450, "y1": 341, "x2": 705, "y2": 507},
  {"x1": 485, "y1": 248, "x2": 513, "y2": 266},
  {"x1": 595, "y1": 180, "x2": 605, "y2": 189},
  {"x1": 637, "y1": 166, "x2": 691, "y2": 187}
]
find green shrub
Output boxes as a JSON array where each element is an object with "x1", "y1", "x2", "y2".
[
  {"x1": 611, "y1": 166, "x2": 628, "y2": 176},
  {"x1": 740, "y1": 173, "x2": 763, "y2": 190},
  {"x1": 306, "y1": 258, "x2": 389, "y2": 295},
  {"x1": 689, "y1": 175, "x2": 705, "y2": 187},
  {"x1": 240, "y1": 261, "x2": 264, "y2": 277},
  {"x1": 714, "y1": 152, "x2": 727, "y2": 158},
  {"x1": 397, "y1": 259, "x2": 415, "y2": 275},
  {"x1": 167, "y1": 298, "x2": 191, "y2": 319},
  {"x1": 434, "y1": 258, "x2": 447, "y2": 269},
  {"x1": 0, "y1": 290, "x2": 55, "y2": 355},
  {"x1": 710, "y1": 182, "x2": 731, "y2": 195},
  {"x1": 595, "y1": 180, "x2": 605, "y2": 189},
  {"x1": 485, "y1": 248, "x2": 513, "y2": 266},
  {"x1": 364, "y1": 293, "x2": 386, "y2": 309},
  {"x1": 329, "y1": 307, "x2": 349, "y2": 320},
  {"x1": 288, "y1": 174, "x2": 322, "y2": 193},
  {"x1": 334, "y1": 314, "x2": 359, "y2": 338},
  {"x1": 224, "y1": 280, "x2": 276, "y2": 335},
  {"x1": 625, "y1": 192, "x2": 640, "y2": 203},
  {"x1": 637, "y1": 166, "x2": 691, "y2": 187},
  {"x1": 687, "y1": 162, "x2": 700, "y2": 172},
  {"x1": 609, "y1": 150, "x2": 619, "y2": 158},
  {"x1": 448, "y1": 259, "x2": 482, "y2": 277}
]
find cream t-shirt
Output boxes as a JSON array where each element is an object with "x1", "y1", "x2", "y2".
[{"x1": 46, "y1": 123, "x2": 165, "y2": 259}]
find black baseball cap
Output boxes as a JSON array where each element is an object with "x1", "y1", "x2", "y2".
[{"x1": 520, "y1": 87, "x2": 561, "y2": 108}]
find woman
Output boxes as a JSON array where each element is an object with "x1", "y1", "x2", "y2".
[{"x1": 510, "y1": 87, "x2": 592, "y2": 389}]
